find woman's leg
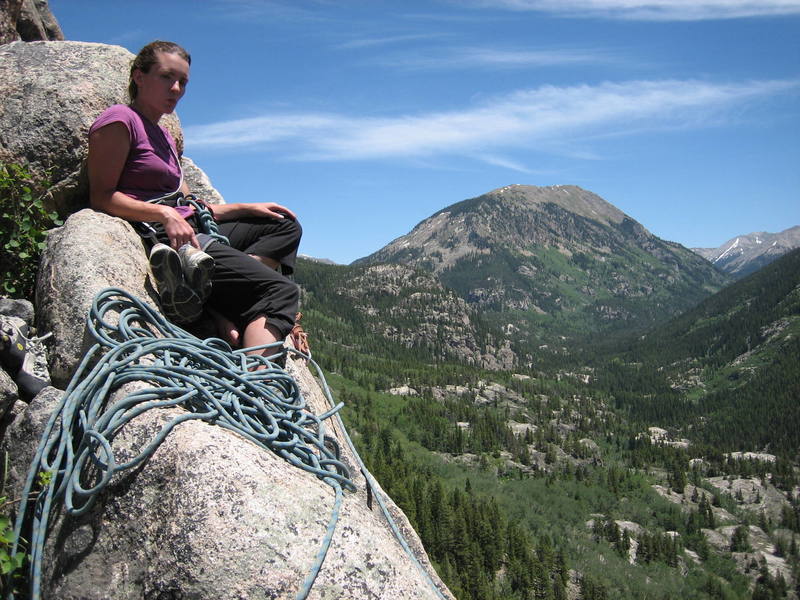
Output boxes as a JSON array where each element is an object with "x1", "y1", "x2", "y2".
[
  {"x1": 206, "y1": 305, "x2": 241, "y2": 347},
  {"x1": 217, "y1": 216, "x2": 302, "y2": 274},
  {"x1": 249, "y1": 255, "x2": 280, "y2": 270},
  {"x1": 203, "y1": 216, "x2": 301, "y2": 360},
  {"x1": 242, "y1": 315, "x2": 282, "y2": 352},
  {"x1": 203, "y1": 240, "x2": 300, "y2": 348}
]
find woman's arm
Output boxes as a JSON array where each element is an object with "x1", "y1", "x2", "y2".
[
  {"x1": 212, "y1": 202, "x2": 297, "y2": 223},
  {"x1": 88, "y1": 122, "x2": 199, "y2": 248}
]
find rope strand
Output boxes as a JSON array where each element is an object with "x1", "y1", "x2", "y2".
[
  {"x1": 8, "y1": 286, "x2": 446, "y2": 600},
  {"x1": 9, "y1": 288, "x2": 352, "y2": 600}
]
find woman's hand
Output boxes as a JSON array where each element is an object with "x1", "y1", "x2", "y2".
[
  {"x1": 213, "y1": 202, "x2": 297, "y2": 223},
  {"x1": 246, "y1": 202, "x2": 297, "y2": 221},
  {"x1": 161, "y1": 206, "x2": 199, "y2": 249}
]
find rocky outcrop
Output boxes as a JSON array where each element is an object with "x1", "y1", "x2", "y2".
[
  {"x1": 7, "y1": 211, "x2": 451, "y2": 597},
  {"x1": 0, "y1": 40, "x2": 183, "y2": 216},
  {"x1": 327, "y1": 262, "x2": 516, "y2": 369},
  {"x1": 0, "y1": 0, "x2": 63, "y2": 45},
  {"x1": 0, "y1": 37, "x2": 451, "y2": 599},
  {"x1": 35, "y1": 209, "x2": 155, "y2": 387},
  {"x1": 4, "y1": 334, "x2": 450, "y2": 598}
]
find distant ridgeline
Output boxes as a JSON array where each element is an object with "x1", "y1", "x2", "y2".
[{"x1": 693, "y1": 226, "x2": 800, "y2": 279}]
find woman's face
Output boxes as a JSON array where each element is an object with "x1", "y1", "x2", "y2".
[{"x1": 132, "y1": 51, "x2": 190, "y2": 117}]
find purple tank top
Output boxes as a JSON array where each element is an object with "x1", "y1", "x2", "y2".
[{"x1": 89, "y1": 104, "x2": 182, "y2": 201}]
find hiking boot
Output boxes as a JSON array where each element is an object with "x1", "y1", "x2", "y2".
[
  {"x1": 149, "y1": 243, "x2": 203, "y2": 324},
  {"x1": 0, "y1": 318, "x2": 29, "y2": 372},
  {"x1": 16, "y1": 349, "x2": 50, "y2": 400},
  {"x1": 149, "y1": 243, "x2": 182, "y2": 295},
  {"x1": 1, "y1": 317, "x2": 51, "y2": 400},
  {"x1": 178, "y1": 244, "x2": 214, "y2": 303},
  {"x1": 164, "y1": 284, "x2": 204, "y2": 325}
]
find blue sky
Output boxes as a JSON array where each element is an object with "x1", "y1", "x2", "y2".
[{"x1": 52, "y1": 0, "x2": 800, "y2": 264}]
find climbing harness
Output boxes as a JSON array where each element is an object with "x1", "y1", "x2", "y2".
[
  {"x1": 133, "y1": 192, "x2": 230, "y2": 249},
  {"x1": 8, "y1": 288, "x2": 447, "y2": 600}
]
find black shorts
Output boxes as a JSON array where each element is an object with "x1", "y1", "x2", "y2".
[
  {"x1": 141, "y1": 214, "x2": 302, "y2": 338},
  {"x1": 205, "y1": 217, "x2": 302, "y2": 338}
]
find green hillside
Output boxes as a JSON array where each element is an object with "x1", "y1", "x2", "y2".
[
  {"x1": 295, "y1": 249, "x2": 800, "y2": 600},
  {"x1": 596, "y1": 247, "x2": 800, "y2": 456}
]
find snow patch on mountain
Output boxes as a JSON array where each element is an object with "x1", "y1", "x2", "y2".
[{"x1": 693, "y1": 226, "x2": 800, "y2": 278}]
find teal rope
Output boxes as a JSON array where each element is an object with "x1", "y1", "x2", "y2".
[
  {"x1": 9, "y1": 288, "x2": 354, "y2": 600},
  {"x1": 172, "y1": 198, "x2": 446, "y2": 595},
  {"x1": 306, "y1": 358, "x2": 449, "y2": 600},
  {"x1": 182, "y1": 194, "x2": 230, "y2": 246}
]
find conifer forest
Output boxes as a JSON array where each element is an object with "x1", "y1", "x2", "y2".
[{"x1": 294, "y1": 246, "x2": 800, "y2": 600}]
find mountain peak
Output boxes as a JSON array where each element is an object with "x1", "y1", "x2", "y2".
[
  {"x1": 361, "y1": 184, "x2": 640, "y2": 274},
  {"x1": 481, "y1": 184, "x2": 628, "y2": 228},
  {"x1": 356, "y1": 184, "x2": 729, "y2": 339},
  {"x1": 693, "y1": 225, "x2": 800, "y2": 278}
]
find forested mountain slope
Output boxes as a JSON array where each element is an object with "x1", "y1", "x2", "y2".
[
  {"x1": 296, "y1": 249, "x2": 800, "y2": 599},
  {"x1": 294, "y1": 192, "x2": 799, "y2": 600},
  {"x1": 602, "y1": 246, "x2": 800, "y2": 455}
]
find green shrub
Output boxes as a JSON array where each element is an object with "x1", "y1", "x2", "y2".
[
  {"x1": 0, "y1": 163, "x2": 60, "y2": 298},
  {"x1": 0, "y1": 506, "x2": 25, "y2": 593},
  {"x1": 0, "y1": 453, "x2": 26, "y2": 596}
]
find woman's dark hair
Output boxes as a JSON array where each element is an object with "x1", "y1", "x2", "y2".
[{"x1": 128, "y1": 41, "x2": 191, "y2": 100}]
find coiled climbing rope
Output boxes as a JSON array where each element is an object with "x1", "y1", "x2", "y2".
[
  {"x1": 9, "y1": 288, "x2": 354, "y2": 600},
  {"x1": 9, "y1": 285, "x2": 447, "y2": 600},
  {"x1": 182, "y1": 194, "x2": 230, "y2": 246}
]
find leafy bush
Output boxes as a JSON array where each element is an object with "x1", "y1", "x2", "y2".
[
  {"x1": 0, "y1": 163, "x2": 61, "y2": 298},
  {"x1": 0, "y1": 501, "x2": 24, "y2": 593},
  {"x1": 0, "y1": 453, "x2": 26, "y2": 595}
]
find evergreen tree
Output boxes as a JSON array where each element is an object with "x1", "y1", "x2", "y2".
[{"x1": 730, "y1": 525, "x2": 752, "y2": 553}]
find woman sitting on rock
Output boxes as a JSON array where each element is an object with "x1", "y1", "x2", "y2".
[{"x1": 87, "y1": 40, "x2": 301, "y2": 356}]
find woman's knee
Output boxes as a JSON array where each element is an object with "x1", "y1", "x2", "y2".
[
  {"x1": 256, "y1": 275, "x2": 299, "y2": 308},
  {"x1": 283, "y1": 216, "x2": 302, "y2": 244}
]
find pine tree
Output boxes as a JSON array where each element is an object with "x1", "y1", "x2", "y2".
[
  {"x1": 730, "y1": 525, "x2": 751, "y2": 552},
  {"x1": 619, "y1": 529, "x2": 631, "y2": 559}
]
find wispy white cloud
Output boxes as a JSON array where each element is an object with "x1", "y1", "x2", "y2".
[
  {"x1": 474, "y1": 154, "x2": 535, "y2": 173},
  {"x1": 463, "y1": 0, "x2": 800, "y2": 20},
  {"x1": 337, "y1": 33, "x2": 449, "y2": 49},
  {"x1": 106, "y1": 29, "x2": 146, "y2": 47},
  {"x1": 184, "y1": 78, "x2": 799, "y2": 169},
  {"x1": 368, "y1": 46, "x2": 621, "y2": 70},
  {"x1": 209, "y1": 0, "x2": 330, "y2": 23}
]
